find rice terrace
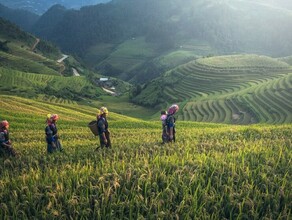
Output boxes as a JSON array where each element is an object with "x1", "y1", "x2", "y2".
[{"x1": 0, "y1": 0, "x2": 292, "y2": 219}]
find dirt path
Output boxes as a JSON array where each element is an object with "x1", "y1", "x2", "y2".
[
  {"x1": 31, "y1": 38, "x2": 40, "y2": 51},
  {"x1": 102, "y1": 87, "x2": 116, "y2": 95},
  {"x1": 72, "y1": 68, "x2": 80, "y2": 76},
  {"x1": 57, "y1": 54, "x2": 69, "y2": 63},
  {"x1": 57, "y1": 54, "x2": 69, "y2": 75}
]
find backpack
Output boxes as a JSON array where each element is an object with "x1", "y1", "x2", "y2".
[
  {"x1": 166, "y1": 115, "x2": 176, "y2": 127},
  {"x1": 0, "y1": 130, "x2": 7, "y2": 143}
]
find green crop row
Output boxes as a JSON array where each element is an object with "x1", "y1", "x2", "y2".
[
  {"x1": 133, "y1": 54, "x2": 292, "y2": 124},
  {"x1": 0, "y1": 68, "x2": 105, "y2": 100},
  {"x1": 160, "y1": 58, "x2": 292, "y2": 124},
  {"x1": 178, "y1": 73, "x2": 292, "y2": 124},
  {"x1": 0, "y1": 51, "x2": 60, "y2": 76}
]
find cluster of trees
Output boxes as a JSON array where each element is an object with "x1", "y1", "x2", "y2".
[{"x1": 0, "y1": 40, "x2": 9, "y2": 52}]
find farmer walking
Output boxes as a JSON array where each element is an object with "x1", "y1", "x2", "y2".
[
  {"x1": 45, "y1": 114, "x2": 63, "y2": 153},
  {"x1": 166, "y1": 104, "x2": 179, "y2": 143},
  {"x1": 0, "y1": 120, "x2": 17, "y2": 156},
  {"x1": 96, "y1": 107, "x2": 111, "y2": 150}
]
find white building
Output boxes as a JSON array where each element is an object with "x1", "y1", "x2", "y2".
[{"x1": 99, "y1": 78, "x2": 109, "y2": 82}]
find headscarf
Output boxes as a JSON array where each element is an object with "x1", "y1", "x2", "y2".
[
  {"x1": 99, "y1": 107, "x2": 109, "y2": 116},
  {"x1": 168, "y1": 104, "x2": 179, "y2": 115}
]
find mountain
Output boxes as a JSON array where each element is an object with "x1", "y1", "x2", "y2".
[
  {"x1": 26, "y1": 0, "x2": 292, "y2": 84},
  {"x1": 0, "y1": 3, "x2": 39, "y2": 32},
  {"x1": 0, "y1": 0, "x2": 110, "y2": 15},
  {"x1": 31, "y1": 5, "x2": 67, "y2": 41}
]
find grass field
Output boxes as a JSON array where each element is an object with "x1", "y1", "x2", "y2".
[
  {"x1": 0, "y1": 51, "x2": 61, "y2": 76},
  {"x1": 0, "y1": 95, "x2": 291, "y2": 219}
]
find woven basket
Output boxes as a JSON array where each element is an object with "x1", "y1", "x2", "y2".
[{"x1": 88, "y1": 120, "x2": 98, "y2": 136}]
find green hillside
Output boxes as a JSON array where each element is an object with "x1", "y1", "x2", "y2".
[
  {"x1": 0, "y1": 17, "x2": 135, "y2": 106},
  {"x1": 92, "y1": 37, "x2": 159, "y2": 82},
  {"x1": 0, "y1": 17, "x2": 90, "y2": 77},
  {"x1": 0, "y1": 18, "x2": 65, "y2": 75},
  {"x1": 89, "y1": 38, "x2": 216, "y2": 83},
  {"x1": 0, "y1": 67, "x2": 105, "y2": 100},
  {"x1": 133, "y1": 54, "x2": 292, "y2": 124},
  {"x1": 0, "y1": 95, "x2": 291, "y2": 219}
]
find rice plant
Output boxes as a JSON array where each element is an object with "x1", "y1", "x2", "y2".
[{"x1": 0, "y1": 95, "x2": 291, "y2": 219}]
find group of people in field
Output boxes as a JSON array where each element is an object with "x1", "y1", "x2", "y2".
[{"x1": 0, "y1": 104, "x2": 179, "y2": 156}]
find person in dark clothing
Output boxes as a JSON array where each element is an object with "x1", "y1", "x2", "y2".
[
  {"x1": 45, "y1": 114, "x2": 63, "y2": 153},
  {"x1": 96, "y1": 107, "x2": 111, "y2": 150},
  {"x1": 166, "y1": 104, "x2": 179, "y2": 143},
  {"x1": 0, "y1": 120, "x2": 17, "y2": 157}
]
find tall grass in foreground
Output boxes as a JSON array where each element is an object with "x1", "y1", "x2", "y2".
[
  {"x1": 0, "y1": 123, "x2": 291, "y2": 219},
  {"x1": 0, "y1": 95, "x2": 291, "y2": 219}
]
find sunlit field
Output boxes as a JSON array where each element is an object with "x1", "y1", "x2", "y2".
[{"x1": 0, "y1": 95, "x2": 291, "y2": 219}]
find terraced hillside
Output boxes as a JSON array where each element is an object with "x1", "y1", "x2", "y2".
[
  {"x1": 0, "y1": 95, "x2": 291, "y2": 219},
  {"x1": 0, "y1": 67, "x2": 104, "y2": 100},
  {"x1": 134, "y1": 54, "x2": 292, "y2": 124}
]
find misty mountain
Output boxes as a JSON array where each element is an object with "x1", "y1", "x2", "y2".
[
  {"x1": 32, "y1": 5, "x2": 67, "y2": 41},
  {"x1": 0, "y1": 0, "x2": 110, "y2": 15},
  {"x1": 31, "y1": 0, "x2": 292, "y2": 56},
  {"x1": 2, "y1": 0, "x2": 292, "y2": 83},
  {"x1": 0, "y1": 3, "x2": 39, "y2": 32}
]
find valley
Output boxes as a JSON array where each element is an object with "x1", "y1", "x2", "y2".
[{"x1": 0, "y1": 1, "x2": 291, "y2": 219}]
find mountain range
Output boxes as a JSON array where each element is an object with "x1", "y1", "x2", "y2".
[
  {"x1": 0, "y1": 0, "x2": 110, "y2": 14},
  {"x1": 25, "y1": 0, "x2": 292, "y2": 83}
]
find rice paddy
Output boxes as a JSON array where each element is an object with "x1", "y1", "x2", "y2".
[{"x1": 0, "y1": 95, "x2": 291, "y2": 219}]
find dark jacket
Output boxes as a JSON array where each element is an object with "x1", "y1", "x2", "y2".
[
  {"x1": 97, "y1": 117, "x2": 108, "y2": 136},
  {"x1": 45, "y1": 124, "x2": 58, "y2": 144},
  {"x1": 0, "y1": 129, "x2": 9, "y2": 144}
]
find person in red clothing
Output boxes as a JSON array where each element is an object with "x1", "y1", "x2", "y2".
[{"x1": 0, "y1": 120, "x2": 17, "y2": 156}]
